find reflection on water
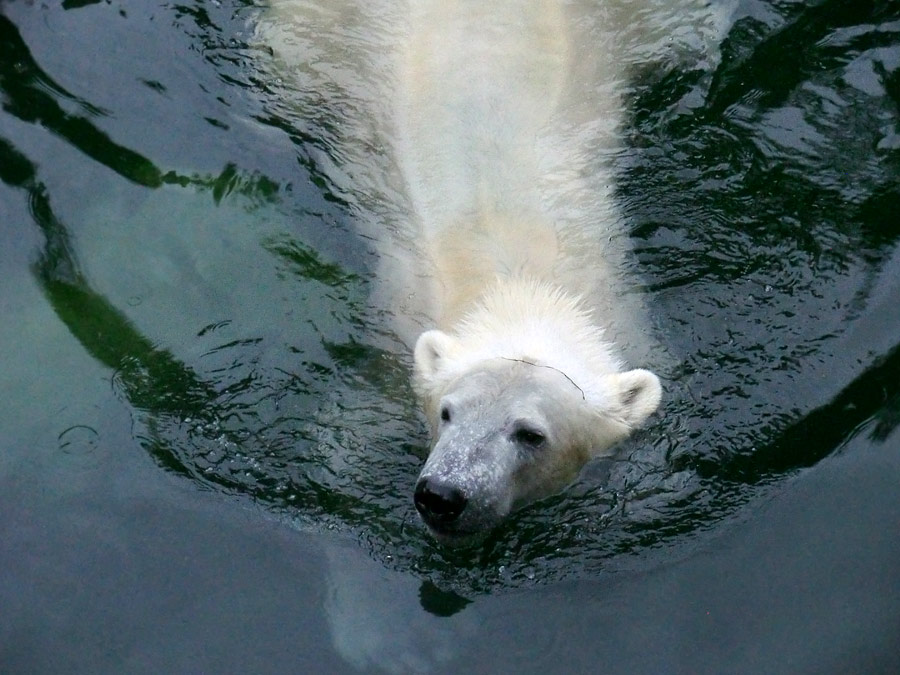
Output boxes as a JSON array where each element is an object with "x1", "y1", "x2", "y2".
[{"x1": 2, "y1": 0, "x2": 899, "y2": 597}]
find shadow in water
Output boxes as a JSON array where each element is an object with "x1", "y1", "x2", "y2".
[
  {"x1": 0, "y1": 15, "x2": 280, "y2": 198},
  {"x1": 690, "y1": 342, "x2": 900, "y2": 483},
  {"x1": 0, "y1": 136, "x2": 214, "y2": 474},
  {"x1": 707, "y1": 0, "x2": 899, "y2": 115}
]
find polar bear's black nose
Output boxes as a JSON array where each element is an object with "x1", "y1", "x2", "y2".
[{"x1": 414, "y1": 477, "x2": 467, "y2": 524}]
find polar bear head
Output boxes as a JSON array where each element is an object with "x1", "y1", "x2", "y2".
[{"x1": 412, "y1": 328, "x2": 661, "y2": 544}]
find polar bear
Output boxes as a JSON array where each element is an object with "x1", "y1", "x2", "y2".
[
  {"x1": 400, "y1": 1, "x2": 671, "y2": 543},
  {"x1": 257, "y1": 0, "x2": 729, "y2": 544}
]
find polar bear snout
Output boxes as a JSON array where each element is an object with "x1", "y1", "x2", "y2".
[{"x1": 414, "y1": 477, "x2": 468, "y2": 526}]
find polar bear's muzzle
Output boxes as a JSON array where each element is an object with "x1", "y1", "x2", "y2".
[
  {"x1": 413, "y1": 472, "x2": 506, "y2": 543},
  {"x1": 414, "y1": 476, "x2": 468, "y2": 527}
]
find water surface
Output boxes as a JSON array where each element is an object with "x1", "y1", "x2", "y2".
[{"x1": 1, "y1": 0, "x2": 899, "y2": 671}]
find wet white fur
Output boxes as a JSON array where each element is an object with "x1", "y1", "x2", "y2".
[
  {"x1": 415, "y1": 279, "x2": 662, "y2": 429},
  {"x1": 400, "y1": 0, "x2": 706, "y2": 538},
  {"x1": 256, "y1": 0, "x2": 731, "y2": 539},
  {"x1": 406, "y1": 1, "x2": 668, "y2": 467}
]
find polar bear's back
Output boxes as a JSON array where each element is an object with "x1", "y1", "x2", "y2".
[
  {"x1": 396, "y1": 0, "x2": 730, "y2": 339},
  {"x1": 398, "y1": 1, "x2": 630, "y2": 328},
  {"x1": 398, "y1": 1, "x2": 574, "y2": 231},
  {"x1": 257, "y1": 0, "x2": 731, "y2": 351}
]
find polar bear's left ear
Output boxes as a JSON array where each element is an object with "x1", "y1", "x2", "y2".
[
  {"x1": 607, "y1": 368, "x2": 662, "y2": 428},
  {"x1": 414, "y1": 330, "x2": 459, "y2": 383}
]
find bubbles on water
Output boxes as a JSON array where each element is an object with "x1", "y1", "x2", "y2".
[{"x1": 58, "y1": 424, "x2": 100, "y2": 455}]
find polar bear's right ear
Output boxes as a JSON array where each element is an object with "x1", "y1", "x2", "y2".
[
  {"x1": 414, "y1": 330, "x2": 458, "y2": 382},
  {"x1": 606, "y1": 368, "x2": 662, "y2": 428}
]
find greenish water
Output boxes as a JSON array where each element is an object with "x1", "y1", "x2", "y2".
[{"x1": 1, "y1": 0, "x2": 899, "y2": 672}]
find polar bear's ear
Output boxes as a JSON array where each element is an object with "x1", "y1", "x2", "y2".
[
  {"x1": 414, "y1": 330, "x2": 459, "y2": 382},
  {"x1": 607, "y1": 369, "x2": 662, "y2": 428}
]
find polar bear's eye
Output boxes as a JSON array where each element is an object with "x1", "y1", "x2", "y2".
[
  {"x1": 440, "y1": 406, "x2": 451, "y2": 423},
  {"x1": 512, "y1": 427, "x2": 546, "y2": 448}
]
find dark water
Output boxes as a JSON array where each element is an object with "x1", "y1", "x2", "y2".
[{"x1": 1, "y1": 0, "x2": 899, "y2": 672}]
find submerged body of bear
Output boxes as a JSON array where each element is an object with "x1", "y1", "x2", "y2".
[
  {"x1": 260, "y1": 0, "x2": 728, "y2": 543},
  {"x1": 401, "y1": 1, "x2": 665, "y2": 542},
  {"x1": 398, "y1": 1, "x2": 660, "y2": 539}
]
